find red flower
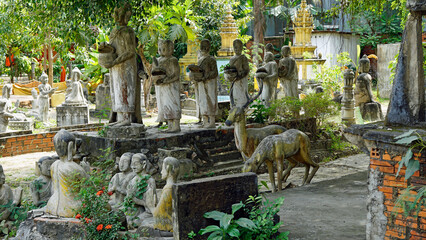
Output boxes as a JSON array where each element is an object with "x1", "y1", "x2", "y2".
[
  {"x1": 102, "y1": 186, "x2": 106, "y2": 191},
  {"x1": 85, "y1": 218, "x2": 92, "y2": 224},
  {"x1": 105, "y1": 225, "x2": 112, "y2": 230},
  {"x1": 75, "y1": 214, "x2": 82, "y2": 219},
  {"x1": 96, "y1": 190, "x2": 104, "y2": 196},
  {"x1": 96, "y1": 224, "x2": 103, "y2": 231},
  {"x1": 107, "y1": 191, "x2": 114, "y2": 196}
]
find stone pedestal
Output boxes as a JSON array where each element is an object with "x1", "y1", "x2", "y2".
[
  {"x1": 56, "y1": 104, "x2": 89, "y2": 127},
  {"x1": 8, "y1": 119, "x2": 34, "y2": 131},
  {"x1": 360, "y1": 102, "x2": 383, "y2": 122},
  {"x1": 13, "y1": 212, "x2": 85, "y2": 240},
  {"x1": 104, "y1": 123, "x2": 146, "y2": 138}
]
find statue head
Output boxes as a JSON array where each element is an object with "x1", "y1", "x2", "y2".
[
  {"x1": 0, "y1": 165, "x2": 4, "y2": 187},
  {"x1": 119, "y1": 152, "x2": 134, "y2": 172},
  {"x1": 37, "y1": 156, "x2": 55, "y2": 177},
  {"x1": 161, "y1": 157, "x2": 179, "y2": 181},
  {"x1": 53, "y1": 130, "x2": 77, "y2": 162},
  {"x1": 265, "y1": 43, "x2": 274, "y2": 53},
  {"x1": 200, "y1": 39, "x2": 211, "y2": 54},
  {"x1": 114, "y1": 2, "x2": 132, "y2": 26},
  {"x1": 131, "y1": 153, "x2": 148, "y2": 174},
  {"x1": 104, "y1": 73, "x2": 111, "y2": 85},
  {"x1": 264, "y1": 52, "x2": 274, "y2": 63},
  {"x1": 233, "y1": 39, "x2": 243, "y2": 56},
  {"x1": 281, "y1": 46, "x2": 291, "y2": 57},
  {"x1": 162, "y1": 40, "x2": 174, "y2": 57},
  {"x1": 39, "y1": 72, "x2": 48, "y2": 84},
  {"x1": 71, "y1": 67, "x2": 82, "y2": 82},
  {"x1": 359, "y1": 54, "x2": 370, "y2": 74}
]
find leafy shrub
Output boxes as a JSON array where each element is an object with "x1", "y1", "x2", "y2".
[
  {"x1": 198, "y1": 195, "x2": 289, "y2": 240},
  {"x1": 267, "y1": 97, "x2": 302, "y2": 122},
  {"x1": 249, "y1": 100, "x2": 270, "y2": 124}
]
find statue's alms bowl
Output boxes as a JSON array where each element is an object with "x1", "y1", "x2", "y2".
[
  {"x1": 224, "y1": 66, "x2": 238, "y2": 80},
  {"x1": 98, "y1": 44, "x2": 117, "y2": 68},
  {"x1": 255, "y1": 67, "x2": 268, "y2": 79},
  {"x1": 152, "y1": 67, "x2": 167, "y2": 84},
  {"x1": 187, "y1": 64, "x2": 203, "y2": 73}
]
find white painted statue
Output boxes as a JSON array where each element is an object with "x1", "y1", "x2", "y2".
[
  {"x1": 126, "y1": 153, "x2": 157, "y2": 229},
  {"x1": 45, "y1": 130, "x2": 88, "y2": 217},
  {"x1": 152, "y1": 40, "x2": 181, "y2": 133},
  {"x1": 226, "y1": 39, "x2": 249, "y2": 107},
  {"x1": 189, "y1": 39, "x2": 218, "y2": 128},
  {"x1": 0, "y1": 99, "x2": 13, "y2": 133},
  {"x1": 37, "y1": 72, "x2": 57, "y2": 122},
  {"x1": 64, "y1": 67, "x2": 87, "y2": 105},
  {"x1": 260, "y1": 52, "x2": 278, "y2": 107}
]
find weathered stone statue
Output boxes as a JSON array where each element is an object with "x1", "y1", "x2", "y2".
[
  {"x1": 1, "y1": 81, "x2": 12, "y2": 100},
  {"x1": 38, "y1": 72, "x2": 57, "y2": 122},
  {"x1": 265, "y1": 43, "x2": 274, "y2": 55},
  {"x1": 355, "y1": 55, "x2": 383, "y2": 122},
  {"x1": 98, "y1": 3, "x2": 142, "y2": 127},
  {"x1": 153, "y1": 156, "x2": 180, "y2": 231},
  {"x1": 0, "y1": 99, "x2": 13, "y2": 133},
  {"x1": 189, "y1": 39, "x2": 218, "y2": 128},
  {"x1": 225, "y1": 39, "x2": 249, "y2": 107},
  {"x1": 126, "y1": 153, "x2": 157, "y2": 229},
  {"x1": 45, "y1": 130, "x2": 88, "y2": 217},
  {"x1": 30, "y1": 156, "x2": 54, "y2": 207},
  {"x1": 95, "y1": 73, "x2": 112, "y2": 112},
  {"x1": 64, "y1": 67, "x2": 87, "y2": 105},
  {"x1": 108, "y1": 152, "x2": 135, "y2": 209},
  {"x1": 278, "y1": 46, "x2": 298, "y2": 98},
  {"x1": 152, "y1": 40, "x2": 181, "y2": 133},
  {"x1": 259, "y1": 52, "x2": 278, "y2": 107},
  {"x1": 0, "y1": 164, "x2": 13, "y2": 221},
  {"x1": 31, "y1": 88, "x2": 38, "y2": 111}
]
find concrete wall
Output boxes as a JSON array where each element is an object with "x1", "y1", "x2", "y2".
[
  {"x1": 377, "y1": 43, "x2": 401, "y2": 99},
  {"x1": 311, "y1": 31, "x2": 360, "y2": 68}
]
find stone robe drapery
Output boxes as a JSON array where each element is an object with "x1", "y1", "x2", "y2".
[
  {"x1": 196, "y1": 55, "x2": 218, "y2": 116},
  {"x1": 260, "y1": 61, "x2": 278, "y2": 107},
  {"x1": 45, "y1": 160, "x2": 87, "y2": 217},
  {"x1": 108, "y1": 172, "x2": 135, "y2": 207},
  {"x1": 229, "y1": 55, "x2": 249, "y2": 107},
  {"x1": 109, "y1": 26, "x2": 137, "y2": 114},
  {"x1": 279, "y1": 57, "x2": 298, "y2": 98},
  {"x1": 154, "y1": 57, "x2": 181, "y2": 121},
  {"x1": 65, "y1": 81, "x2": 86, "y2": 105},
  {"x1": 0, "y1": 184, "x2": 13, "y2": 220},
  {"x1": 153, "y1": 185, "x2": 173, "y2": 231}
]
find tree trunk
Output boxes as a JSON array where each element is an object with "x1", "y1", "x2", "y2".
[
  {"x1": 43, "y1": 45, "x2": 47, "y2": 73},
  {"x1": 48, "y1": 43, "x2": 54, "y2": 86},
  {"x1": 138, "y1": 45, "x2": 153, "y2": 111},
  {"x1": 253, "y1": 0, "x2": 266, "y2": 63}
]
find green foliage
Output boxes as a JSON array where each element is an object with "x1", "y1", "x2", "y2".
[
  {"x1": 322, "y1": 124, "x2": 352, "y2": 152},
  {"x1": 313, "y1": 52, "x2": 353, "y2": 94},
  {"x1": 394, "y1": 130, "x2": 426, "y2": 180},
  {"x1": 70, "y1": 148, "x2": 121, "y2": 240},
  {"x1": 393, "y1": 186, "x2": 426, "y2": 219},
  {"x1": 198, "y1": 195, "x2": 288, "y2": 240},
  {"x1": 249, "y1": 100, "x2": 269, "y2": 124},
  {"x1": 267, "y1": 97, "x2": 302, "y2": 122},
  {"x1": 0, "y1": 199, "x2": 38, "y2": 238}
]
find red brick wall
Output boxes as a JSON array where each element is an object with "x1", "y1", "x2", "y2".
[
  {"x1": 370, "y1": 148, "x2": 426, "y2": 239},
  {"x1": 0, "y1": 127, "x2": 101, "y2": 157}
]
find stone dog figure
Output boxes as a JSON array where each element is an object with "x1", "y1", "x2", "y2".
[{"x1": 243, "y1": 129, "x2": 318, "y2": 192}]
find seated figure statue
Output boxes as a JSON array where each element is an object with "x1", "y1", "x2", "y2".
[
  {"x1": 108, "y1": 152, "x2": 136, "y2": 209},
  {"x1": 126, "y1": 153, "x2": 157, "y2": 229},
  {"x1": 354, "y1": 55, "x2": 383, "y2": 122},
  {"x1": 64, "y1": 67, "x2": 87, "y2": 105},
  {"x1": 30, "y1": 156, "x2": 55, "y2": 207},
  {"x1": 0, "y1": 99, "x2": 13, "y2": 133},
  {"x1": 153, "y1": 156, "x2": 180, "y2": 232},
  {"x1": 45, "y1": 130, "x2": 88, "y2": 217},
  {"x1": 0, "y1": 164, "x2": 14, "y2": 221}
]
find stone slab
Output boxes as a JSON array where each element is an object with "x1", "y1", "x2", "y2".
[
  {"x1": 172, "y1": 172, "x2": 258, "y2": 240},
  {"x1": 104, "y1": 123, "x2": 146, "y2": 138},
  {"x1": 56, "y1": 104, "x2": 89, "y2": 127},
  {"x1": 377, "y1": 43, "x2": 400, "y2": 99},
  {"x1": 8, "y1": 119, "x2": 34, "y2": 131}
]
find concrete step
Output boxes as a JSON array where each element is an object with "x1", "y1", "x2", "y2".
[
  {"x1": 207, "y1": 145, "x2": 237, "y2": 155},
  {"x1": 211, "y1": 151, "x2": 241, "y2": 162},
  {"x1": 212, "y1": 159, "x2": 243, "y2": 170},
  {"x1": 196, "y1": 164, "x2": 244, "y2": 179}
]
